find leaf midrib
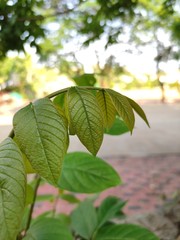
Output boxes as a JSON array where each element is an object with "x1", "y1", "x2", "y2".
[{"x1": 75, "y1": 88, "x2": 96, "y2": 153}]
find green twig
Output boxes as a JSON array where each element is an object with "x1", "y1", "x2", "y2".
[
  {"x1": 46, "y1": 86, "x2": 103, "y2": 99},
  {"x1": 46, "y1": 87, "x2": 70, "y2": 99}
]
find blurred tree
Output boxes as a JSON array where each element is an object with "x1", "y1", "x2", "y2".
[
  {"x1": 126, "y1": 0, "x2": 180, "y2": 101},
  {"x1": 0, "y1": 0, "x2": 138, "y2": 59},
  {"x1": 0, "y1": 55, "x2": 35, "y2": 99},
  {"x1": 94, "y1": 54, "x2": 125, "y2": 88},
  {"x1": 1, "y1": 0, "x2": 179, "y2": 58},
  {"x1": 0, "y1": 0, "x2": 45, "y2": 58},
  {"x1": 0, "y1": 0, "x2": 179, "y2": 96}
]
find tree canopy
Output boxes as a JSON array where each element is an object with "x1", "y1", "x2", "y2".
[{"x1": 0, "y1": 0, "x2": 179, "y2": 60}]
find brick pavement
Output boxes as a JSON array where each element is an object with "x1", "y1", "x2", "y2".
[{"x1": 34, "y1": 154, "x2": 180, "y2": 217}]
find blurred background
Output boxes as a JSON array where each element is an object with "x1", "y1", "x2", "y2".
[
  {"x1": 0, "y1": 0, "x2": 180, "y2": 154},
  {"x1": 0, "y1": 0, "x2": 180, "y2": 218}
]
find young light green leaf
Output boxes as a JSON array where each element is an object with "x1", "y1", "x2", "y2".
[
  {"x1": 106, "y1": 89, "x2": 135, "y2": 132},
  {"x1": 0, "y1": 137, "x2": 26, "y2": 240},
  {"x1": 58, "y1": 152, "x2": 121, "y2": 193},
  {"x1": 95, "y1": 224, "x2": 160, "y2": 240},
  {"x1": 96, "y1": 90, "x2": 116, "y2": 128},
  {"x1": 53, "y1": 92, "x2": 66, "y2": 109},
  {"x1": 127, "y1": 97, "x2": 150, "y2": 127},
  {"x1": 61, "y1": 193, "x2": 80, "y2": 204},
  {"x1": 13, "y1": 98, "x2": 69, "y2": 186},
  {"x1": 72, "y1": 73, "x2": 97, "y2": 86},
  {"x1": 71, "y1": 199, "x2": 98, "y2": 239},
  {"x1": 67, "y1": 87, "x2": 104, "y2": 155},
  {"x1": 23, "y1": 153, "x2": 36, "y2": 174},
  {"x1": 105, "y1": 117, "x2": 129, "y2": 135},
  {"x1": 23, "y1": 218, "x2": 73, "y2": 240},
  {"x1": 97, "y1": 196, "x2": 126, "y2": 229},
  {"x1": 36, "y1": 194, "x2": 54, "y2": 202}
]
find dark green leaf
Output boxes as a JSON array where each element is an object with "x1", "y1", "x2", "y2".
[
  {"x1": 106, "y1": 89, "x2": 135, "y2": 132},
  {"x1": 71, "y1": 199, "x2": 97, "y2": 239},
  {"x1": 127, "y1": 97, "x2": 150, "y2": 127},
  {"x1": 23, "y1": 218, "x2": 73, "y2": 240},
  {"x1": 96, "y1": 90, "x2": 116, "y2": 128},
  {"x1": 13, "y1": 98, "x2": 69, "y2": 186},
  {"x1": 105, "y1": 117, "x2": 129, "y2": 135},
  {"x1": 97, "y1": 196, "x2": 126, "y2": 229},
  {"x1": 67, "y1": 87, "x2": 104, "y2": 155},
  {"x1": 72, "y1": 73, "x2": 97, "y2": 86},
  {"x1": 0, "y1": 137, "x2": 26, "y2": 240},
  {"x1": 58, "y1": 152, "x2": 121, "y2": 193},
  {"x1": 95, "y1": 224, "x2": 160, "y2": 240},
  {"x1": 55, "y1": 213, "x2": 71, "y2": 227}
]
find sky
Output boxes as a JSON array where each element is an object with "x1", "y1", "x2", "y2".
[
  {"x1": 68, "y1": 39, "x2": 179, "y2": 84},
  {"x1": 7, "y1": 26, "x2": 180, "y2": 84}
]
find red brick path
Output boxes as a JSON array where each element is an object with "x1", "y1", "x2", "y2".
[{"x1": 34, "y1": 154, "x2": 180, "y2": 217}]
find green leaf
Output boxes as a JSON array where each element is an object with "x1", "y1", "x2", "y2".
[
  {"x1": 25, "y1": 184, "x2": 34, "y2": 205},
  {"x1": 96, "y1": 90, "x2": 116, "y2": 128},
  {"x1": 53, "y1": 92, "x2": 66, "y2": 108},
  {"x1": 55, "y1": 213, "x2": 71, "y2": 227},
  {"x1": 58, "y1": 152, "x2": 121, "y2": 193},
  {"x1": 127, "y1": 97, "x2": 150, "y2": 127},
  {"x1": 61, "y1": 193, "x2": 80, "y2": 204},
  {"x1": 20, "y1": 207, "x2": 30, "y2": 232},
  {"x1": 105, "y1": 117, "x2": 129, "y2": 135},
  {"x1": 95, "y1": 224, "x2": 160, "y2": 240},
  {"x1": 23, "y1": 218, "x2": 73, "y2": 240},
  {"x1": 13, "y1": 136, "x2": 36, "y2": 174},
  {"x1": 67, "y1": 87, "x2": 104, "y2": 155},
  {"x1": 36, "y1": 194, "x2": 54, "y2": 202},
  {"x1": 71, "y1": 199, "x2": 98, "y2": 239},
  {"x1": 97, "y1": 196, "x2": 126, "y2": 229},
  {"x1": 106, "y1": 89, "x2": 135, "y2": 132},
  {"x1": 72, "y1": 73, "x2": 97, "y2": 86},
  {"x1": 23, "y1": 153, "x2": 36, "y2": 174},
  {"x1": 0, "y1": 137, "x2": 26, "y2": 240},
  {"x1": 13, "y1": 98, "x2": 69, "y2": 186},
  {"x1": 64, "y1": 94, "x2": 76, "y2": 135}
]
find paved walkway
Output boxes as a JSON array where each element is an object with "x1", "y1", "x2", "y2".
[
  {"x1": 34, "y1": 153, "x2": 180, "y2": 217},
  {"x1": 0, "y1": 98, "x2": 180, "y2": 216}
]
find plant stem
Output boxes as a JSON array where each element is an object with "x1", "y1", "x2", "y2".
[
  {"x1": 52, "y1": 190, "x2": 60, "y2": 217},
  {"x1": 46, "y1": 87, "x2": 70, "y2": 99},
  {"x1": 24, "y1": 175, "x2": 41, "y2": 234}
]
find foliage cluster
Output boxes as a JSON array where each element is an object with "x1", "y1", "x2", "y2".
[
  {"x1": 0, "y1": 85, "x2": 161, "y2": 240},
  {"x1": 0, "y1": 0, "x2": 179, "y2": 59}
]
